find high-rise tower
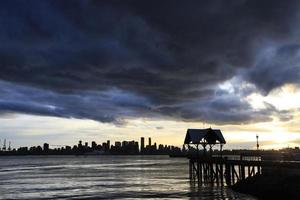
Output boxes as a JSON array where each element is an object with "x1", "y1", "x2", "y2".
[{"x1": 141, "y1": 137, "x2": 145, "y2": 152}]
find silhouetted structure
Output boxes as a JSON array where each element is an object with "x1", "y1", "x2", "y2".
[
  {"x1": 184, "y1": 127, "x2": 300, "y2": 195},
  {"x1": 43, "y1": 143, "x2": 49, "y2": 152},
  {"x1": 107, "y1": 140, "x2": 110, "y2": 151},
  {"x1": 184, "y1": 128, "x2": 226, "y2": 155},
  {"x1": 185, "y1": 128, "x2": 261, "y2": 185},
  {"x1": 0, "y1": 136, "x2": 182, "y2": 156},
  {"x1": 141, "y1": 137, "x2": 145, "y2": 152},
  {"x1": 91, "y1": 141, "x2": 97, "y2": 150}
]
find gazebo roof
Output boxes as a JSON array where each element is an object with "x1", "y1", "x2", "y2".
[{"x1": 184, "y1": 128, "x2": 226, "y2": 145}]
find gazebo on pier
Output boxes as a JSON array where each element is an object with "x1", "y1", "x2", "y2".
[{"x1": 184, "y1": 128, "x2": 226, "y2": 155}]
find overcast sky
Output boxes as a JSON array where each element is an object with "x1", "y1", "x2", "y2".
[{"x1": 1, "y1": 0, "x2": 300, "y2": 149}]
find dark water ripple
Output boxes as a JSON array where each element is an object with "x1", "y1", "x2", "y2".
[{"x1": 0, "y1": 155, "x2": 257, "y2": 199}]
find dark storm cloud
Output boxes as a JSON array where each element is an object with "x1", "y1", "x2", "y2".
[
  {"x1": 154, "y1": 88, "x2": 289, "y2": 125},
  {"x1": 0, "y1": 81, "x2": 153, "y2": 124},
  {"x1": 245, "y1": 44, "x2": 300, "y2": 94},
  {"x1": 0, "y1": 0, "x2": 299, "y2": 124}
]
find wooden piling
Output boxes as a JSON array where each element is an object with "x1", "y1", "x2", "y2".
[
  {"x1": 220, "y1": 163, "x2": 224, "y2": 185},
  {"x1": 225, "y1": 158, "x2": 231, "y2": 185},
  {"x1": 241, "y1": 164, "x2": 245, "y2": 180},
  {"x1": 189, "y1": 159, "x2": 192, "y2": 180},
  {"x1": 199, "y1": 162, "x2": 202, "y2": 183},
  {"x1": 231, "y1": 165, "x2": 235, "y2": 184},
  {"x1": 210, "y1": 163, "x2": 214, "y2": 183}
]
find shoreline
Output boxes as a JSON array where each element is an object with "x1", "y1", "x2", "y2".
[{"x1": 231, "y1": 173, "x2": 300, "y2": 199}]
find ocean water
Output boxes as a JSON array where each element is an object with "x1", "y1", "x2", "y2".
[{"x1": 0, "y1": 155, "x2": 257, "y2": 199}]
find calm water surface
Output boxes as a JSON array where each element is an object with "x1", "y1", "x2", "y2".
[{"x1": 0, "y1": 156, "x2": 257, "y2": 199}]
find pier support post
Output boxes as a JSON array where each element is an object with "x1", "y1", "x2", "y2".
[
  {"x1": 225, "y1": 158, "x2": 231, "y2": 185},
  {"x1": 210, "y1": 162, "x2": 214, "y2": 184},
  {"x1": 199, "y1": 162, "x2": 202, "y2": 183},
  {"x1": 189, "y1": 159, "x2": 193, "y2": 180},
  {"x1": 241, "y1": 164, "x2": 245, "y2": 180},
  {"x1": 215, "y1": 164, "x2": 219, "y2": 185},
  {"x1": 220, "y1": 163, "x2": 224, "y2": 185},
  {"x1": 231, "y1": 165, "x2": 235, "y2": 184},
  {"x1": 197, "y1": 161, "x2": 200, "y2": 183}
]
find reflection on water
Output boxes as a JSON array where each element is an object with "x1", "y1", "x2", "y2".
[{"x1": 0, "y1": 156, "x2": 257, "y2": 199}]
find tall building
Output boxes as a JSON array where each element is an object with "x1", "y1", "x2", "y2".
[
  {"x1": 43, "y1": 143, "x2": 49, "y2": 152},
  {"x1": 107, "y1": 140, "x2": 110, "y2": 150},
  {"x1": 141, "y1": 137, "x2": 145, "y2": 151},
  {"x1": 115, "y1": 141, "x2": 121, "y2": 148},
  {"x1": 91, "y1": 141, "x2": 97, "y2": 150},
  {"x1": 102, "y1": 142, "x2": 107, "y2": 151},
  {"x1": 148, "y1": 137, "x2": 151, "y2": 147},
  {"x1": 122, "y1": 141, "x2": 128, "y2": 147}
]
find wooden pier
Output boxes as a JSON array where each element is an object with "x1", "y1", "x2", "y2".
[
  {"x1": 189, "y1": 156, "x2": 261, "y2": 185},
  {"x1": 183, "y1": 128, "x2": 300, "y2": 187},
  {"x1": 188, "y1": 155, "x2": 300, "y2": 186}
]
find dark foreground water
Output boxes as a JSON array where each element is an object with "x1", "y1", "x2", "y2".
[{"x1": 0, "y1": 156, "x2": 257, "y2": 199}]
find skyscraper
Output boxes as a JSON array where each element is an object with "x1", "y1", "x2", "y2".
[
  {"x1": 115, "y1": 141, "x2": 121, "y2": 148},
  {"x1": 43, "y1": 143, "x2": 49, "y2": 152},
  {"x1": 148, "y1": 137, "x2": 151, "y2": 147},
  {"x1": 141, "y1": 137, "x2": 145, "y2": 152},
  {"x1": 107, "y1": 140, "x2": 110, "y2": 150},
  {"x1": 91, "y1": 141, "x2": 97, "y2": 150}
]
